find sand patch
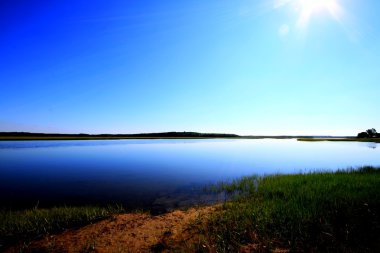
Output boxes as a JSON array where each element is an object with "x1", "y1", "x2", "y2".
[{"x1": 6, "y1": 206, "x2": 218, "y2": 253}]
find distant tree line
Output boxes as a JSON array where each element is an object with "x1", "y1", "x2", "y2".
[
  {"x1": 357, "y1": 128, "x2": 379, "y2": 138},
  {"x1": 0, "y1": 131, "x2": 240, "y2": 138}
]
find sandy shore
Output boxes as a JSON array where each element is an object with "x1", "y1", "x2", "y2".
[{"x1": 6, "y1": 206, "x2": 218, "y2": 253}]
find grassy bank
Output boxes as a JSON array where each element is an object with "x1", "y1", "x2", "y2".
[
  {"x1": 204, "y1": 167, "x2": 380, "y2": 252},
  {"x1": 298, "y1": 137, "x2": 380, "y2": 143},
  {"x1": 0, "y1": 205, "x2": 124, "y2": 249},
  {"x1": 2, "y1": 168, "x2": 380, "y2": 252}
]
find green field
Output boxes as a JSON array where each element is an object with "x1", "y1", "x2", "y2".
[{"x1": 204, "y1": 167, "x2": 380, "y2": 252}]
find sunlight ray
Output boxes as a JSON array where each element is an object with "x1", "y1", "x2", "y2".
[{"x1": 275, "y1": 0, "x2": 346, "y2": 29}]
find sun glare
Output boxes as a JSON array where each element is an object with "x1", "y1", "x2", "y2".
[
  {"x1": 299, "y1": 0, "x2": 336, "y2": 13},
  {"x1": 297, "y1": 0, "x2": 342, "y2": 27},
  {"x1": 275, "y1": 0, "x2": 345, "y2": 29}
]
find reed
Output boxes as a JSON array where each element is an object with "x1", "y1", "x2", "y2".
[{"x1": 205, "y1": 167, "x2": 380, "y2": 252}]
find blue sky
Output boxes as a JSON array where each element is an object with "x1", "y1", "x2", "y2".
[{"x1": 1, "y1": 0, "x2": 379, "y2": 135}]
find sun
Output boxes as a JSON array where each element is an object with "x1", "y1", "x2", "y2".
[
  {"x1": 274, "y1": 0, "x2": 355, "y2": 39},
  {"x1": 299, "y1": 0, "x2": 337, "y2": 13},
  {"x1": 275, "y1": 0, "x2": 344, "y2": 29},
  {"x1": 297, "y1": 0, "x2": 342, "y2": 27}
]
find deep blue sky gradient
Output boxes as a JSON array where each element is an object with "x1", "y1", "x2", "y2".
[{"x1": 1, "y1": 0, "x2": 380, "y2": 135}]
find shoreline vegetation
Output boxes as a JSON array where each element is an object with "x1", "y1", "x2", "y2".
[
  {"x1": 297, "y1": 128, "x2": 380, "y2": 143},
  {"x1": 0, "y1": 131, "x2": 356, "y2": 141},
  {"x1": 0, "y1": 131, "x2": 240, "y2": 141},
  {"x1": 0, "y1": 205, "x2": 125, "y2": 250},
  {"x1": 2, "y1": 167, "x2": 380, "y2": 252},
  {"x1": 297, "y1": 137, "x2": 380, "y2": 143}
]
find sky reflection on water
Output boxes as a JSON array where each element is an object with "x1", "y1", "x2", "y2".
[{"x1": 0, "y1": 139, "x2": 379, "y2": 211}]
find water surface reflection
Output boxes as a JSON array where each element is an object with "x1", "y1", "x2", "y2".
[{"x1": 1, "y1": 139, "x2": 379, "y2": 211}]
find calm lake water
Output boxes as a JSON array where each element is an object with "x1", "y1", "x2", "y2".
[{"x1": 1, "y1": 139, "x2": 379, "y2": 212}]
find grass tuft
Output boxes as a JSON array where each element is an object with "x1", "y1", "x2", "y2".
[{"x1": 0, "y1": 205, "x2": 124, "y2": 249}]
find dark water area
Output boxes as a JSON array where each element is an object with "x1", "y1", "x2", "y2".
[{"x1": 1, "y1": 139, "x2": 379, "y2": 212}]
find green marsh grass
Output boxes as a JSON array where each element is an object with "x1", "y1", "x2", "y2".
[
  {"x1": 0, "y1": 205, "x2": 124, "y2": 249},
  {"x1": 206, "y1": 167, "x2": 380, "y2": 252},
  {"x1": 298, "y1": 137, "x2": 380, "y2": 143}
]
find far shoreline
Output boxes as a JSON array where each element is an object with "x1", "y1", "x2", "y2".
[
  {"x1": 0, "y1": 131, "x2": 361, "y2": 141},
  {"x1": 297, "y1": 137, "x2": 380, "y2": 143}
]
